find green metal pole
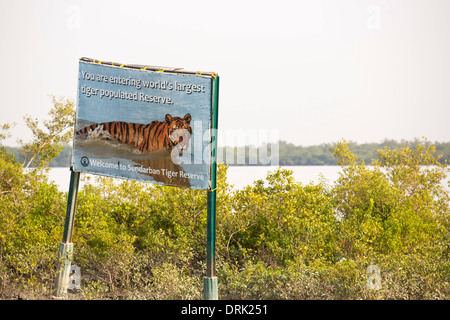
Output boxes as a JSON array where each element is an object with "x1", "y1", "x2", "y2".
[
  {"x1": 62, "y1": 168, "x2": 80, "y2": 243},
  {"x1": 204, "y1": 75, "x2": 219, "y2": 300},
  {"x1": 53, "y1": 168, "x2": 80, "y2": 298}
]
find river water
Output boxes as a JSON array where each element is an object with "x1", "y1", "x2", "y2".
[
  {"x1": 46, "y1": 166, "x2": 450, "y2": 193},
  {"x1": 47, "y1": 166, "x2": 341, "y2": 192}
]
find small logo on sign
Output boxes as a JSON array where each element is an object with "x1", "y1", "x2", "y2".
[{"x1": 80, "y1": 156, "x2": 89, "y2": 167}]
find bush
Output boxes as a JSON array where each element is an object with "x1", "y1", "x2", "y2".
[{"x1": 0, "y1": 102, "x2": 449, "y2": 299}]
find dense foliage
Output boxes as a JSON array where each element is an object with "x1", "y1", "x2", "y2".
[{"x1": 0, "y1": 99, "x2": 449, "y2": 299}]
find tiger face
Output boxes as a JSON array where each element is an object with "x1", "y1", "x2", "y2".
[{"x1": 166, "y1": 113, "x2": 192, "y2": 153}]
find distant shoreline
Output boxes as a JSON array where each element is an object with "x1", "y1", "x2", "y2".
[{"x1": 6, "y1": 139, "x2": 450, "y2": 167}]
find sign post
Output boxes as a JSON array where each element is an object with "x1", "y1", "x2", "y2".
[
  {"x1": 53, "y1": 58, "x2": 219, "y2": 299},
  {"x1": 204, "y1": 76, "x2": 219, "y2": 300},
  {"x1": 53, "y1": 168, "x2": 80, "y2": 297}
]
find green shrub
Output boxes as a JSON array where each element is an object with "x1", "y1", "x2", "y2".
[{"x1": 1, "y1": 103, "x2": 449, "y2": 299}]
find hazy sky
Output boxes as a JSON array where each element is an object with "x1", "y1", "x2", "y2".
[{"x1": 1, "y1": 0, "x2": 450, "y2": 147}]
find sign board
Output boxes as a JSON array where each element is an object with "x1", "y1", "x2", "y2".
[{"x1": 72, "y1": 58, "x2": 217, "y2": 190}]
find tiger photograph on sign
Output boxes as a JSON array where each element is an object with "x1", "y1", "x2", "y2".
[{"x1": 75, "y1": 113, "x2": 192, "y2": 155}]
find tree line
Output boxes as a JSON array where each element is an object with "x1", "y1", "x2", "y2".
[
  {"x1": 277, "y1": 139, "x2": 450, "y2": 165},
  {"x1": 5, "y1": 139, "x2": 449, "y2": 167}
]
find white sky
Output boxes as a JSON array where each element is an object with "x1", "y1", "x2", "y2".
[{"x1": 1, "y1": 0, "x2": 450, "y2": 147}]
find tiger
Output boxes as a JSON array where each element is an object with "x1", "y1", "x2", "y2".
[{"x1": 75, "y1": 113, "x2": 192, "y2": 154}]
